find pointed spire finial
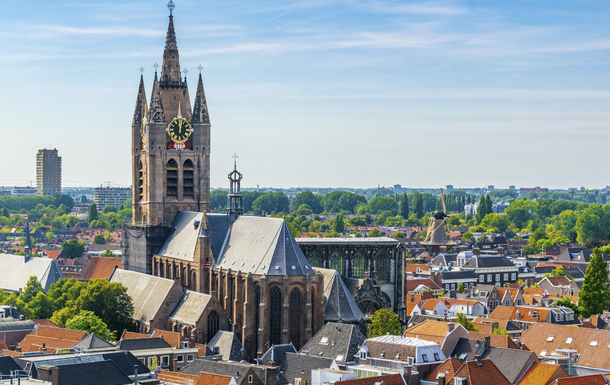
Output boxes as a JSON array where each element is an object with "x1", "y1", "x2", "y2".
[
  {"x1": 153, "y1": 62, "x2": 159, "y2": 73},
  {"x1": 197, "y1": 65, "x2": 203, "y2": 74},
  {"x1": 177, "y1": 101, "x2": 182, "y2": 118},
  {"x1": 232, "y1": 153, "x2": 238, "y2": 169},
  {"x1": 182, "y1": 68, "x2": 188, "y2": 80},
  {"x1": 167, "y1": 0, "x2": 175, "y2": 16},
  {"x1": 139, "y1": 66, "x2": 145, "y2": 76}
]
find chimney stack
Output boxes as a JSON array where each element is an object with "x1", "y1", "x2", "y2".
[
  {"x1": 437, "y1": 372, "x2": 446, "y2": 385},
  {"x1": 473, "y1": 248, "x2": 481, "y2": 256},
  {"x1": 447, "y1": 322, "x2": 455, "y2": 332},
  {"x1": 474, "y1": 354, "x2": 482, "y2": 366},
  {"x1": 300, "y1": 371, "x2": 306, "y2": 385},
  {"x1": 484, "y1": 336, "x2": 491, "y2": 348}
]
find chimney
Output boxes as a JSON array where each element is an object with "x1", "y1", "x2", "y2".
[
  {"x1": 300, "y1": 371, "x2": 306, "y2": 385},
  {"x1": 171, "y1": 358, "x2": 178, "y2": 372},
  {"x1": 268, "y1": 360, "x2": 276, "y2": 368},
  {"x1": 474, "y1": 354, "x2": 482, "y2": 366},
  {"x1": 134, "y1": 365, "x2": 138, "y2": 385},
  {"x1": 473, "y1": 248, "x2": 480, "y2": 256},
  {"x1": 41, "y1": 342, "x2": 47, "y2": 355},
  {"x1": 559, "y1": 243, "x2": 569, "y2": 255},
  {"x1": 484, "y1": 336, "x2": 491, "y2": 348},
  {"x1": 437, "y1": 372, "x2": 446, "y2": 385},
  {"x1": 496, "y1": 247, "x2": 505, "y2": 255},
  {"x1": 37, "y1": 365, "x2": 59, "y2": 385},
  {"x1": 447, "y1": 322, "x2": 455, "y2": 332}
]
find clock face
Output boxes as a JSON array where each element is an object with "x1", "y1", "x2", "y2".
[{"x1": 167, "y1": 118, "x2": 192, "y2": 142}]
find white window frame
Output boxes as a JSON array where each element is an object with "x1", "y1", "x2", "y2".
[
  {"x1": 160, "y1": 355, "x2": 170, "y2": 367},
  {"x1": 248, "y1": 375, "x2": 253, "y2": 384},
  {"x1": 177, "y1": 355, "x2": 184, "y2": 363},
  {"x1": 504, "y1": 273, "x2": 509, "y2": 281},
  {"x1": 511, "y1": 273, "x2": 516, "y2": 280},
  {"x1": 495, "y1": 274, "x2": 500, "y2": 282},
  {"x1": 187, "y1": 354, "x2": 195, "y2": 362},
  {"x1": 479, "y1": 275, "x2": 484, "y2": 283},
  {"x1": 487, "y1": 274, "x2": 492, "y2": 282}
]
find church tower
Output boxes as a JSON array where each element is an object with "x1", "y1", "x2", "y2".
[{"x1": 124, "y1": 1, "x2": 211, "y2": 273}]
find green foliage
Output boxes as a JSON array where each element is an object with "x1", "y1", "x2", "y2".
[
  {"x1": 252, "y1": 192, "x2": 290, "y2": 215},
  {"x1": 291, "y1": 192, "x2": 323, "y2": 214},
  {"x1": 21, "y1": 276, "x2": 44, "y2": 304},
  {"x1": 61, "y1": 239, "x2": 86, "y2": 259},
  {"x1": 26, "y1": 292, "x2": 54, "y2": 320},
  {"x1": 101, "y1": 205, "x2": 118, "y2": 214},
  {"x1": 87, "y1": 203, "x2": 98, "y2": 224},
  {"x1": 398, "y1": 194, "x2": 409, "y2": 218},
  {"x1": 348, "y1": 216, "x2": 367, "y2": 227},
  {"x1": 457, "y1": 282, "x2": 464, "y2": 293},
  {"x1": 412, "y1": 193, "x2": 424, "y2": 218},
  {"x1": 456, "y1": 313, "x2": 479, "y2": 332},
  {"x1": 579, "y1": 248, "x2": 610, "y2": 318},
  {"x1": 543, "y1": 266, "x2": 573, "y2": 280},
  {"x1": 93, "y1": 234, "x2": 107, "y2": 244},
  {"x1": 554, "y1": 297, "x2": 579, "y2": 316},
  {"x1": 322, "y1": 191, "x2": 367, "y2": 214},
  {"x1": 392, "y1": 231, "x2": 404, "y2": 239},
  {"x1": 210, "y1": 189, "x2": 228, "y2": 213},
  {"x1": 367, "y1": 196, "x2": 399, "y2": 216},
  {"x1": 65, "y1": 310, "x2": 117, "y2": 341},
  {"x1": 462, "y1": 232, "x2": 475, "y2": 243},
  {"x1": 0, "y1": 195, "x2": 74, "y2": 213},
  {"x1": 288, "y1": 222, "x2": 301, "y2": 238},
  {"x1": 368, "y1": 228, "x2": 381, "y2": 237},
  {"x1": 492, "y1": 327, "x2": 509, "y2": 336},
  {"x1": 333, "y1": 214, "x2": 345, "y2": 233},
  {"x1": 100, "y1": 249, "x2": 116, "y2": 258},
  {"x1": 367, "y1": 308, "x2": 402, "y2": 338}
]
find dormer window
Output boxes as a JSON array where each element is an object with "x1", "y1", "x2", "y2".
[{"x1": 421, "y1": 354, "x2": 428, "y2": 362}]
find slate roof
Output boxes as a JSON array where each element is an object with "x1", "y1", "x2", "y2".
[
  {"x1": 282, "y1": 352, "x2": 335, "y2": 385},
  {"x1": 462, "y1": 255, "x2": 517, "y2": 269},
  {"x1": 208, "y1": 331, "x2": 243, "y2": 362},
  {"x1": 158, "y1": 370, "x2": 234, "y2": 385},
  {"x1": 216, "y1": 216, "x2": 313, "y2": 276},
  {"x1": 50, "y1": 360, "x2": 132, "y2": 385},
  {"x1": 79, "y1": 256, "x2": 121, "y2": 281},
  {"x1": 0, "y1": 356, "x2": 23, "y2": 377},
  {"x1": 101, "y1": 351, "x2": 150, "y2": 377},
  {"x1": 298, "y1": 322, "x2": 366, "y2": 364},
  {"x1": 313, "y1": 268, "x2": 366, "y2": 322},
  {"x1": 363, "y1": 335, "x2": 443, "y2": 363},
  {"x1": 440, "y1": 270, "x2": 478, "y2": 280},
  {"x1": 109, "y1": 269, "x2": 178, "y2": 326},
  {"x1": 168, "y1": 290, "x2": 212, "y2": 327},
  {"x1": 260, "y1": 344, "x2": 297, "y2": 368},
  {"x1": 157, "y1": 211, "x2": 204, "y2": 262},
  {"x1": 180, "y1": 358, "x2": 271, "y2": 385},
  {"x1": 205, "y1": 213, "x2": 230, "y2": 260},
  {"x1": 449, "y1": 338, "x2": 537, "y2": 383},
  {"x1": 117, "y1": 337, "x2": 172, "y2": 351},
  {"x1": 0, "y1": 320, "x2": 35, "y2": 332},
  {"x1": 72, "y1": 334, "x2": 114, "y2": 349},
  {"x1": 0, "y1": 253, "x2": 64, "y2": 292},
  {"x1": 151, "y1": 330, "x2": 184, "y2": 350}
]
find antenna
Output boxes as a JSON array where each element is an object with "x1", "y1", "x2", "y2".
[{"x1": 103, "y1": 181, "x2": 113, "y2": 188}]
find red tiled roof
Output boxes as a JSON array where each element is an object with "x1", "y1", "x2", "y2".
[
  {"x1": 121, "y1": 331, "x2": 152, "y2": 340},
  {"x1": 403, "y1": 320, "x2": 455, "y2": 346},
  {"x1": 517, "y1": 362, "x2": 569, "y2": 385},
  {"x1": 44, "y1": 250, "x2": 62, "y2": 260},
  {"x1": 467, "y1": 332, "x2": 519, "y2": 349},
  {"x1": 79, "y1": 256, "x2": 121, "y2": 281},
  {"x1": 545, "y1": 277, "x2": 571, "y2": 286},
  {"x1": 30, "y1": 326, "x2": 87, "y2": 341},
  {"x1": 406, "y1": 279, "x2": 441, "y2": 291},
  {"x1": 552, "y1": 374, "x2": 609, "y2": 385},
  {"x1": 20, "y1": 335, "x2": 79, "y2": 353},
  {"x1": 424, "y1": 358, "x2": 462, "y2": 382},
  {"x1": 447, "y1": 359, "x2": 510, "y2": 385},
  {"x1": 335, "y1": 373, "x2": 405, "y2": 385},
  {"x1": 152, "y1": 330, "x2": 184, "y2": 349},
  {"x1": 32, "y1": 320, "x2": 60, "y2": 328},
  {"x1": 0, "y1": 349, "x2": 20, "y2": 357}
]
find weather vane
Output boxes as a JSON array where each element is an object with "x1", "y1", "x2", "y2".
[
  {"x1": 197, "y1": 65, "x2": 203, "y2": 74},
  {"x1": 153, "y1": 62, "x2": 159, "y2": 72},
  {"x1": 232, "y1": 153, "x2": 238, "y2": 168},
  {"x1": 167, "y1": 0, "x2": 175, "y2": 15},
  {"x1": 139, "y1": 66, "x2": 145, "y2": 75}
]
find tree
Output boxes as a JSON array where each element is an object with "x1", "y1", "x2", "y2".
[
  {"x1": 398, "y1": 194, "x2": 409, "y2": 218},
  {"x1": 93, "y1": 234, "x2": 107, "y2": 244},
  {"x1": 20, "y1": 276, "x2": 44, "y2": 304},
  {"x1": 291, "y1": 192, "x2": 323, "y2": 214},
  {"x1": 65, "y1": 310, "x2": 117, "y2": 341},
  {"x1": 333, "y1": 214, "x2": 345, "y2": 233},
  {"x1": 45, "y1": 231, "x2": 55, "y2": 244},
  {"x1": 462, "y1": 232, "x2": 475, "y2": 243},
  {"x1": 456, "y1": 313, "x2": 479, "y2": 332},
  {"x1": 252, "y1": 192, "x2": 290, "y2": 215},
  {"x1": 543, "y1": 266, "x2": 573, "y2": 280},
  {"x1": 367, "y1": 308, "x2": 402, "y2": 338},
  {"x1": 100, "y1": 249, "x2": 116, "y2": 258},
  {"x1": 87, "y1": 203, "x2": 98, "y2": 224},
  {"x1": 392, "y1": 231, "x2": 404, "y2": 239},
  {"x1": 412, "y1": 193, "x2": 424, "y2": 218},
  {"x1": 288, "y1": 222, "x2": 301, "y2": 238},
  {"x1": 492, "y1": 327, "x2": 509, "y2": 336},
  {"x1": 61, "y1": 239, "x2": 86, "y2": 259},
  {"x1": 368, "y1": 228, "x2": 381, "y2": 237},
  {"x1": 73, "y1": 279, "x2": 135, "y2": 334},
  {"x1": 457, "y1": 282, "x2": 464, "y2": 293},
  {"x1": 579, "y1": 248, "x2": 610, "y2": 318},
  {"x1": 367, "y1": 196, "x2": 399, "y2": 216},
  {"x1": 26, "y1": 292, "x2": 55, "y2": 319},
  {"x1": 554, "y1": 297, "x2": 579, "y2": 316}
]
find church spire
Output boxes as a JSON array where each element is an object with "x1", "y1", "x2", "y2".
[
  {"x1": 149, "y1": 71, "x2": 165, "y2": 123},
  {"x1": 192, "y1": 71, "x2": 211, "y2": 124},
  {"x1": 160, "y1": 2, "x2": 181, "y2": 84},
  {"x1": 227, "y1": 155, "x2": 243, "y2": 223},
  {"x1": 132, "y1": 73, "x2": 148, "y2": 128}
]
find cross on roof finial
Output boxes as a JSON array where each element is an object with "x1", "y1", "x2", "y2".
[
  {"x1": 153, "y1": 62, "x2": 159, "y2": 72},
  {"x1": 167, "y1": 0, "x2": 175, "y2": 15},
  {"x1": 139, "y1": 66, "x2": 145, "y2": 75},
  {"x1": 182, "y1": 68, "x2": 188, "y2": 77},
  {"x1": 232, "y1": 153, "x2": 238, "y2": 168},
  {"x1": 197, "y1": 64, "x2": 203, "y2": 74}
]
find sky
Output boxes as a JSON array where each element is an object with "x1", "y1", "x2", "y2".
[{"x1": 0, "y1": 0, "x2": 609, "y2": 190}]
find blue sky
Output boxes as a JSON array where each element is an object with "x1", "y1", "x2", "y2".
[{"x1": 1, "y1": 0, "x2": 608, "y2": 190}]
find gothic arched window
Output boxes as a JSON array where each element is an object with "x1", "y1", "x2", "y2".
[
  {"x1": 353, "y1": 253, "x2": 365, "y2": 278},
  {"x1": 289, "y1": 288, "x2": 302, "y2": 350},
  {"x1": 255, "y1": 286, "x2": 261, "y2": 352},
  {"x1": 269, "y1": 287, "x2": 282, "y2": 346},
  {"x1": 207, "y1": 310, "x2": 219, "y2": 342},
  {"x1": 308, "y1": 253, "x2": 321, "y2": 268},
  {"x1": 166, "y1": 159, "x2": 178, "y2": 197},
  {"x1": 377, "y1": 254, "x2": 389, "y2": 282},
  {"x1": 183, "y1": 159, "x2": 194, "y2": 198},
  {"x1": 331, "y1": 253, "x2": 343, "y2": 276}
]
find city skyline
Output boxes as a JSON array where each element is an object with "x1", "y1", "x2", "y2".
[{"x1": 1, "y1": 0, "x2": 608, "y2": 189}]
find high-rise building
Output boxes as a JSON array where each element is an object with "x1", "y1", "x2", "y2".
[
  {"x1": 94, "y1": 186, "x2": 133, "y2": 212},
  {"x1": 36, "y1": 149, "x2": 62, "y2": 196}
]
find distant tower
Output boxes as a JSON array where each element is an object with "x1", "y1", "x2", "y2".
[
  {"x1": 227, "y1": 155, "x2": 243, "y2": 222},
  {"x1": 36, "y1": 149, "x2": 62, "y2": 196}
]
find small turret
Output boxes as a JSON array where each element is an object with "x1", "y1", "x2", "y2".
[
  {"x1": 192, "y1": 72, "x2": 211, "y2": 125},
  {"x1": 149, "y1": 72, "x2": 165, "y2": 123},
  {"x1": 132, "y1": 74, "x2": 148, "y2": 128}
]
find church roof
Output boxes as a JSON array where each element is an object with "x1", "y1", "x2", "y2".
[
  {"x1": 313, "y1": 268, "x2": 366, "y2": 323},
  {"x1": 168, "y1": 290, "x2": 212, "y2": 327},
  {"x1": 0, "y1": 254, "x2": 64, "y2": 293},
  {"x1": 205, "y1": 214, "x2": 230, "y2": 260},
  {"x1": 216, "y1": 216, "x2": 313, "y2": 276},
  {"x1": 157, "y1": 211, "x2": 204, "y2": 262}
]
